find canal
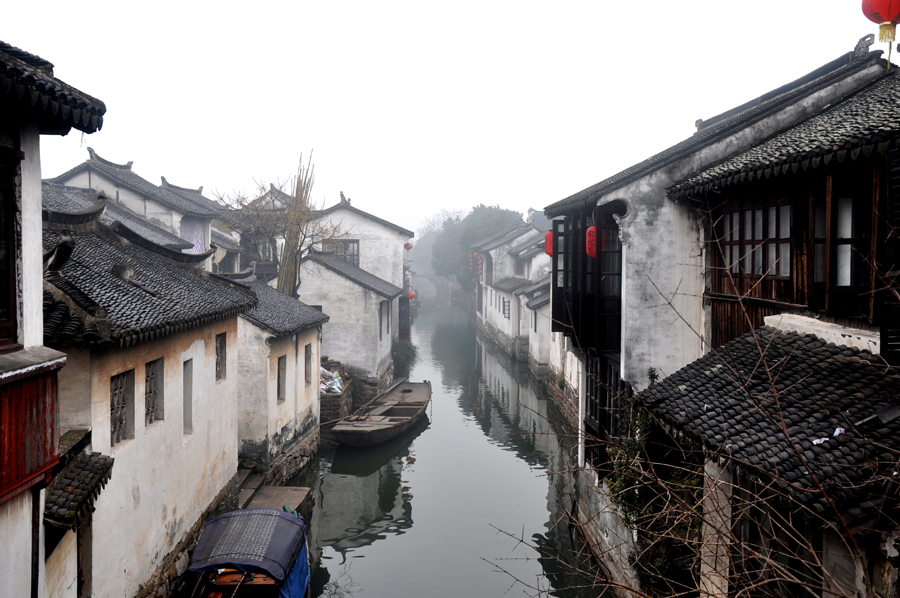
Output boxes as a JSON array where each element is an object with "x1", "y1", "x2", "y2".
[{"x1": 306, "y1": 307, "x2": 603, "y2": 597}]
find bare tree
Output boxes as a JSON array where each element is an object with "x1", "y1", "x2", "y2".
[{"x1": 217, "y1": 153, "x2": 342, "y2": 297}]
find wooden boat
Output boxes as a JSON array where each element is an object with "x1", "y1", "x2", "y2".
[
  {"x1": 188, "y1": 508, "x2": 310, "y2": 598},
  {"x1": 331, "y1": 379, "x2": 432, "y2": 447}
]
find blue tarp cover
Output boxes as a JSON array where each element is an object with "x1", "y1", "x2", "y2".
[
  {"x1": 279, "y1": 540, "x2": 309, "y2": 598},
  {"x1": 188, "y1": 509, "x2": 307, "y2": 582}
]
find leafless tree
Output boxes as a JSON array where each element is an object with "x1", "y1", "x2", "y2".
[{"x1": 217, "y1": 153, "x2": 342, "y2": 297}]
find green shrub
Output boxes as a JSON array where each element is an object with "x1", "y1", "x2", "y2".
[{"x1": 392, "y1": 339, "x2": 419, "y2": 380}]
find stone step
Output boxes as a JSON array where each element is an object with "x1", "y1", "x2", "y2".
[
  {"x1": 241, "y1": 474, "x2": 264, "y2": 491},
  {"x1": 235, "y1": 468, "x2": 253, "y2": 489},
  {"x1": 238, "y1": 488, "x2": 256, "y2": 509}
]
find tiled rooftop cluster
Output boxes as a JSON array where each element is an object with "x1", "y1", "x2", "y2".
[
  {"x1": 0, "y1": 40, "x2": 105, "y2": 134},
  {"x1": 636, "y1": 327, "x2": 900, "y2": 524},
  {"x1": 545, "y1": 48, "x2": 886, "y2": 216},
  {"x1": 671, "y1": 71, "x2": 900, "y2": 199},
  {"x1": 237, "y1": 278, "x2": 329, "y2": 336},
  {"x1": 44, "y1": 452, "x2": 114, "y2": 530},
  {"x1": 43, "y1": 183, "x2": 191, "y2": 250},
  {"x1": 42, "y1": 211, "x2": 256, "y2": 348},
  {"x1": 51, "y1": 148, "x2": 222, "y2": 218}
]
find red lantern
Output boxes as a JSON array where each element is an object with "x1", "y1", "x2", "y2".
[
  {"x1": 586, "y1": 226, "x2": 597, "y2": 258},
  {"x1": 404, "y1": 242, "x2": 413, "y2": 251},
  {"x1": 407, "y1": 290, "x2": 417, "y2": 299},
  {"x1": 544, "y1": 230, "x2": 553, "y2": 256},
  {"x1": 863, "y1": 0, "x2": 900, "y2": 53}
]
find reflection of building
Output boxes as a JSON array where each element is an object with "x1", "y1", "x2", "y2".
[
  {"x1": 310, "y1": 430, "x2": 424, "y2": 561},
  {"x1": 475, "y1": 336, "x2": 555, "y2": 462}
]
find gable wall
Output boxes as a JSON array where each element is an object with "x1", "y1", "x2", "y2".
[
  {"x1": 57, "y1": 169, "x2": 182, "y2": 234},
  {"x1": 317, "y1": 208, "x2": 409, "y2": 288},
  {"x1": 299, "y1": 261, "x2": 390, "y2": 377}
]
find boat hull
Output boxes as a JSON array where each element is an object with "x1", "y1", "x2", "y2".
[{"x1": 331, "y1": 380, "x2": 431, "y2": 448}]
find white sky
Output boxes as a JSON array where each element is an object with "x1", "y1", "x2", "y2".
[{"x1": 6, "y1": 1, "x2": 882, "y2": 233}]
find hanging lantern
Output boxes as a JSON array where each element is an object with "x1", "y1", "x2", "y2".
[
  {"x1": 404, "y1": 242, "x2": 413, "y2": 251},
  {"x1": 586, "y1": 226, "x2": 597, "y2": 258},
  {"x1": 407, "y1": 290, "x2": 417, "y2": 299},
  {"x1": 863, "y1": 0, "x2": 900, "y2": 63},
  {"x1": 544, "y1": 230, "x2": 553, "y2": 256}
]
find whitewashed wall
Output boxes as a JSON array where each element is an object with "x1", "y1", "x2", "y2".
[
  {"x1": 299, "y1": 261, "x2": 392, "y2": 377},
  {"x1": 70, "y1": 320, "x2": 239, "y2": 598}
]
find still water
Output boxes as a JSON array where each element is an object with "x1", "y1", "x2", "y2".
[{"x1": 308, "y1": 307, "x2": 599, "y2": 597}]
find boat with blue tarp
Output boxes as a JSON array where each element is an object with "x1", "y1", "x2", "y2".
[{"x1": 188, "y1": 508, "x2": 310, "y2": 598}]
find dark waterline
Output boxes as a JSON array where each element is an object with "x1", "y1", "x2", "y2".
[{"x1": 307, "y1": 307, "x2": 601, "y2": 597}]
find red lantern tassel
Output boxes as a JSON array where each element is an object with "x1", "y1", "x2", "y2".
[{"x1": 880, "y1": 22, "x2": 897, "y2": 42}]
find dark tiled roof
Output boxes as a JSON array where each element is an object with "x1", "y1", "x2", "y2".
[
  {"x1": 545, "y1": 49, "x2": 887, "y2": 217},
  {"x1": 636, "y1": 327, "x2": 900, "y2": 525},
  {"x1": 512, "y1": 239, "x2": 545, "y2": 261},
  {"x1": 42, "y1": 215, "x2": 256, "y2": 349},
  {"x1": 51, "y1": 149, "x2": 221, "y2": 218},
  {"x1": 669, "y1": 72, "x2": 900, "y2": 199},
  {"x1": 237, "y1": 278, "x2": 329, "y2": 336},
  {"x1": 518, "y1": 277, "x2": 550, "y2": 295},
  {"x1": 526, "y1": 293, "x2": 550, "y2": 310},
  {"x1": 303, "y1": 251, "x2": 402, "y2": 299},
  {"x1": 44, "y1": 451, "x2": 114, "y2": 530},
  {"x1": 493, "y1": 277, "x2": 531, "y2": 293},
  {"x1": 473, "y1": 225, "x2": 534, "y2": 253},
  {"x1": 160, "y1": 177, "x2": 224, "y2": 215},
  {"x1": 42, "y1": 183, "x2": 192, "y2": 249},
  {"x1": 318, "y1": 198, "x2": 414, "y2": 238},
  {"x1": 0, "y1": 41, "x2": 105, "y2": 134},
  {"x1": 211, "y1": 229, "x2": 240, "y2": 252}
]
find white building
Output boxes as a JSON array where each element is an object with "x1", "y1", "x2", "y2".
[
  {"x1": 51, "y1": 148, "x2": 223, "y2": 258},
  {"x1": 298, "y1": 251, "x2": 401, "y2": 387},
  {"x1": 233, "y1": 277, "x2": 329, "y2": 477},
  {"x1": 42, "y1": 193, "x2": 257, "y2": 597}
]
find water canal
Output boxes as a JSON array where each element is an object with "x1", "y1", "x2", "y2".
[{"x1": 306, "y1": 307, "x2": 603, "y2": 597}]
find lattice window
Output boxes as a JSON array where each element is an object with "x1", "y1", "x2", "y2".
[
  {"x1": 145, "y1": 358, "x2": 164, "y2": 425},
  {"x1": 215, "y1": 333, "x2": 226, "y2": 380},
  {"x1": 305, "y1": 344, "x2": 312, "y2": 386},
  {"x1": 110, "y1": 370, "x2": 134, "y2": 446},
  {"x1": 503, "y1": 298, "x2": 510, "y2": 319}
]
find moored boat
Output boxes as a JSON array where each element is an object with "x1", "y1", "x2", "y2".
[
  {"x1": 188, "y1": 508, "x2": 310, "y2": 598},
  {"x1": 331, "y1": 379, "x2": 432, "y2": 447}
]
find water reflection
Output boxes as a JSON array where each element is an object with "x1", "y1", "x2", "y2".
[{"x1": 309, "y1": 307, "x2": 600, "y2": 597}]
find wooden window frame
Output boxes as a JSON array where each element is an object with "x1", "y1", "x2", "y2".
[
  {"x1": 720, "y1": 198, "x2": 792, "y2": 281},
  {"x1": 110, "y1": 370, "x2": 135, "y2": 447},
  {"x1": 145, "y1": 358, "x2": 164, "y2": 425}
]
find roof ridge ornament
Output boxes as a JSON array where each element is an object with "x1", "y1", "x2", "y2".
[{"x1": 853, "y1": 33, "x2": 876, "y2": 62}]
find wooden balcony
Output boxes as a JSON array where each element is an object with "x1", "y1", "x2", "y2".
[{"x1": 0, "y1": 346, "x2": 66, "y2": 504}]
